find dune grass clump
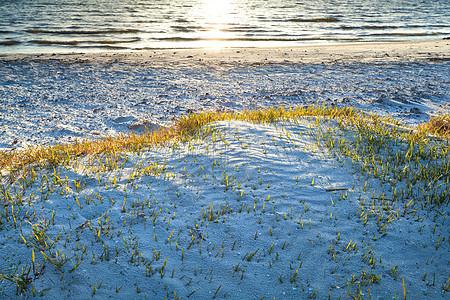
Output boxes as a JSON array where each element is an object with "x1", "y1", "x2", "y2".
[
  {"x1": 417, "y1": 114, "x2": 450, "y2": 139},
  {"x1": 320, "y1": 112, "x2": 449, "y2": 206},
  {"x1": 0, "y1": 127, "x2": 177, "y2": 174}
]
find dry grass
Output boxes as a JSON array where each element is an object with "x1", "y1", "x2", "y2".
[
  {"x1": 417, "y1": 114, "x2": 450, "y2": 139},
  {"x1": 0, "y1": 126, "x2": 177, "y2": 179}
]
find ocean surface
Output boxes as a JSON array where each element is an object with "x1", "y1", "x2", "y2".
[{"x1": 0, "y1": 0, "x2": 449, "y2": 53}]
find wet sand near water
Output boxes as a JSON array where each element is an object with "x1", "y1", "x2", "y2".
[{"x1": 2, "y1": 39, "x2": 449, "y2": 65}]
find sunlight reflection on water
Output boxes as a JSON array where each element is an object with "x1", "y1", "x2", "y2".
[{"x1": 0, "y1": 0, "x2": 448, "y2": 53}]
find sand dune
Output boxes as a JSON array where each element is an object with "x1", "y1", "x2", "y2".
[{"x1": 0, "y1": 40, "x2": 449, "y2": 299}]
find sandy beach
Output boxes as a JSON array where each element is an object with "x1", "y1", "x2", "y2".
[
  {"x1": 0, "y1": 39, "x2": 449, "y2": 150},
  {"x1": 0, "y1": 40, "x2": 449, "y2": 299}
]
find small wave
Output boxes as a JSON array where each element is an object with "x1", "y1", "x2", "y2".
[
  {"x1": 290, "y1": 17, "x2": 340, "y2": 23},
  {"x1": 368, "y1": 32, "x2": 441, "y2": 37},
  {"x1": 222, "y1": 26, "x2": 264, "y2": 33},
  {"x1": 31, "y1": 40, "x2": 80, "y2": 45},
  {"x1": 171, "y1": 26, "x2": 202, "y2": 33},
  {"x1": 79, "y1": 45, "x2": 129, "y2": 50},
  {"x1": 87, "y1": 38, "x2": 141, "y2": 44},
  {"x1": 364, "y1": 25, "x2": 402, "y2": 29},
  {"x1": 25, "y1": 29, "x2": 139, "y2": 35},
  {"x1": 157, "y1": 36, "x2": 360, "y2": 42},
  {"x1": 0, "y1": 31, "x2": 13, "y2": 34},
  {"x1": 157, "y1": 37, "x2": 293, "y2": 42},
  {"x1": 410, "y1": 24, "x2": 450, "y2": 28},
  {"x1": 341, "y1": 25, "x2": 400, "y2": 30},
  {"x1": 30, "y1": 38, "x2": 140, "y2": 46},
  {"x1": 342, "y1": 24, "x2": 449, "y2": 30},
  {"x1": 0, "y1": 40, "x2": 20, "y2": 46}
]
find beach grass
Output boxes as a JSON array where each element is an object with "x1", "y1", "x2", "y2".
[
  {"x1": 4, "y1": 105, "x2": 447, "y2": 176},
  {"x1": 0, "y1": 106, "x2": 448, "y2": 298}
]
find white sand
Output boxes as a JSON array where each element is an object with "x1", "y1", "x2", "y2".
[
  {"x1": 0, "y1": 118, "x2": 448, "y2": 299},
  {"x1": 0, "y1": 40, "x2": 449, "y2": 299},
  {"x1": 0, "y1": 39, "x2": 449, "y2": 150}
]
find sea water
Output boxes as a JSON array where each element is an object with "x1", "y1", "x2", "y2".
[{"x1": 0, "y1": 0, "x2": 449, "y2": 53}]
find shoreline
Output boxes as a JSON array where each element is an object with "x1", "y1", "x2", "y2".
[{"x1": 1, "y1": 39, "x2": 449, "y2": 65}]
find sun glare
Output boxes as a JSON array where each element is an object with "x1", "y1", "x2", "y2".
[
  {"x1": 198, "y1": 0, "x2": 236, "y2": 48},
  {"x1": 203, "y1": 0, "x2": 231, "y2": 14}
]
